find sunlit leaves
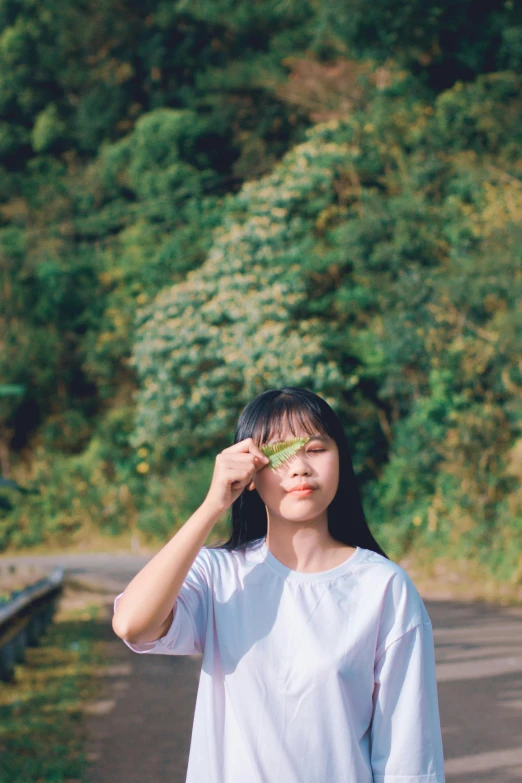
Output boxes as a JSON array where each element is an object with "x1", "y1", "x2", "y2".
[{"x1": 130, "y1": 122, "x2": 354, "y2": 459}]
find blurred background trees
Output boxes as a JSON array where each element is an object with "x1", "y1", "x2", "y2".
[{"x1": 1, "y1": 0, "x2": 521, "y2": 584}]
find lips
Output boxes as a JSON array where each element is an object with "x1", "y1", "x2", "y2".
[{"x1": 288, "y1": 484, "x2": 317, "y2": 493}]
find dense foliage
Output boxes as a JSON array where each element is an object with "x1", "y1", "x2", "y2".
[{"x1": 1, "y1": 1, "x2": 521, "y2": 584}]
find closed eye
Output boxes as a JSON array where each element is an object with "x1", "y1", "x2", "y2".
[{"x1": 308, "y1": 449, "x2": 325, "y2": 453}]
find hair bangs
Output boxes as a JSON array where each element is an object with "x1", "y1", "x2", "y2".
[{"x1": 248, "y1": 392, "x2": 329, "y2": 447}]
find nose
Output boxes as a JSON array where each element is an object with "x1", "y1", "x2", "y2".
[{"x1": 288, "y1": 452, "x2": 312, "y2": 476}]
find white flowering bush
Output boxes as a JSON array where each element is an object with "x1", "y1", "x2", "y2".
[{"x1": 130, "y1": 120, "x2": 355, "y2": 459}]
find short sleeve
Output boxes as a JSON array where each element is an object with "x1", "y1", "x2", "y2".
[
  {"x1": 113, "y1": 547, "x2": 212, "y2": 656},
  {"x1": 374, "y1": 568, "x2": 429, "y2": 661},
  {"x1": 370, "y1": 621, "x2": 446, "y2": 783}
]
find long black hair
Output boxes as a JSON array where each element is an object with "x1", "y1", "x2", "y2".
[{"x1": 208, "y1": 387, "x2": 388, "y2": 558}]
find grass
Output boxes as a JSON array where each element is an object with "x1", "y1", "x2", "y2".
[
  {"x1": 0, "y1": 516, "x2": 231, "y2": 558},
  {"x1": 400, "y1": 548, "x2": 522, "y2": 607},
  {"x1": 0, "y1": 591, "x2": 107, "y2": 783}
]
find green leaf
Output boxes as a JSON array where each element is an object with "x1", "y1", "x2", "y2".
[{"x1": 260, "y1": 437, "x2": 310, "y2": 470}]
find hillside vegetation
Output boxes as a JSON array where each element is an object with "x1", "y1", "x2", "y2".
[{"x1": 1, "y1": 0, "x2": 521, "y2": 586}]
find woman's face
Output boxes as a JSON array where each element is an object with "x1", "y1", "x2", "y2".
[{"x1": 249, "y1": 420, "x2": 339, "y2": 524}]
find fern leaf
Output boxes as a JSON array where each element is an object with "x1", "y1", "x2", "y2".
[{"x1": 260, "y1": 437, "x2": 310, "y2": 470}]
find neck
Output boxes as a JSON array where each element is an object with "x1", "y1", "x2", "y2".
[{"x1": 264, "y1": 513, "x2": 346, "y2": 572}]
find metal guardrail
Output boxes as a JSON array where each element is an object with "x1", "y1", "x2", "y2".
[{"x1": 0, "y1": 566, "x2": 64, "y2": 682}]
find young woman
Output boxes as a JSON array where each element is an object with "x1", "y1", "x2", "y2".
[{"x1": 113, "y1": 387, "x2": 446, "y2": 782}]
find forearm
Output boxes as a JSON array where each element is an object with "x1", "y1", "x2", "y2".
[{"x1": 112, "y1": 499, "x2": 224, "y2": 643}]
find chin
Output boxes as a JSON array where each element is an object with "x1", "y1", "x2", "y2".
[{"x1": 280, "y1": 503, "x2": 329, "y2": 521}]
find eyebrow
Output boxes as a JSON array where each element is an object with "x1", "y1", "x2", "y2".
[{"x1": 267, "y1": 434, "x2": 329, "y2": 444}]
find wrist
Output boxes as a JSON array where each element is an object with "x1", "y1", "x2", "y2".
[{"x1": 201, "y1": 496, "x2": 228, "y2": 519}]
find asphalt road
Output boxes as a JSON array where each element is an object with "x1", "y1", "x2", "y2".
[{"x1": 2, "y1": 552, "x2": 521, "y2": 783}]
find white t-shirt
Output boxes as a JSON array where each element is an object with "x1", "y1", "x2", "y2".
[{"x1": 114, "y1": 538, "x2": 446, "y2": 783}]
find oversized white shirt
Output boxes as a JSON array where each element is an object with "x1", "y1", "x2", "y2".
[{"x1": 114, "y1": 538, "x2": 446, "y2": 783}]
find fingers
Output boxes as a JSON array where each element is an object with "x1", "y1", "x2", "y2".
[
  {"x1": 224, "y1": 437, "x2": 269, "y2": 469},
  {"x1": 215, "y1": 439, "x2": 269, "y2": 501}
]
